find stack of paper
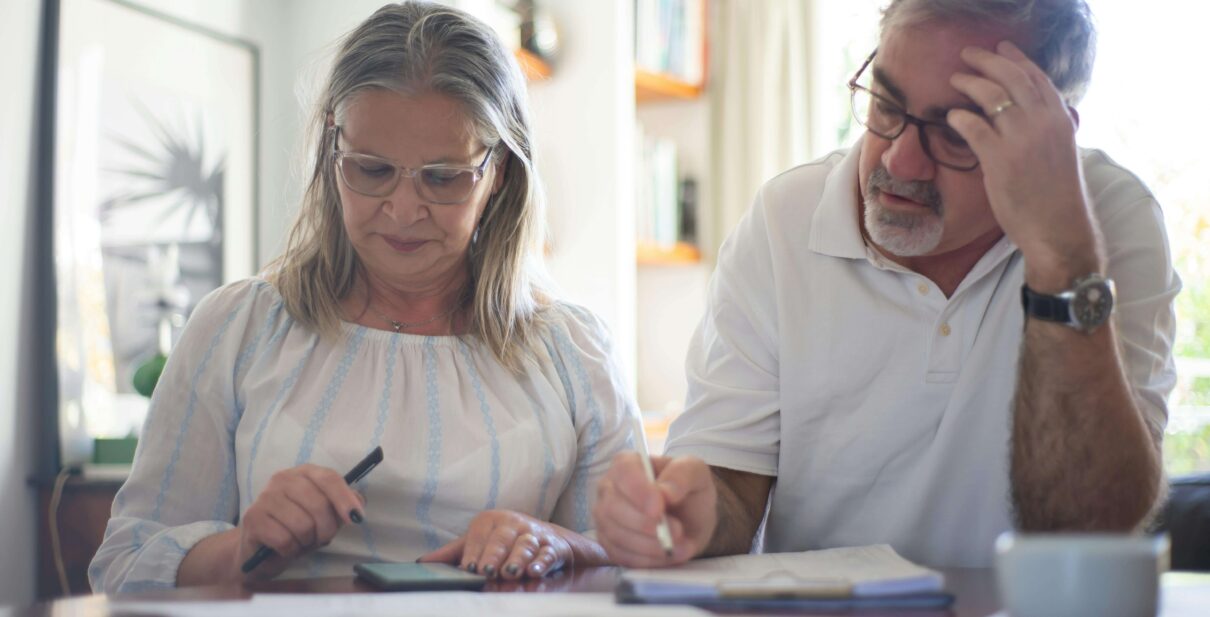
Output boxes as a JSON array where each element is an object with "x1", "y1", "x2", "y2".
[{"x1": 619, "y1": 544, "x2": 951, "y2": 609}]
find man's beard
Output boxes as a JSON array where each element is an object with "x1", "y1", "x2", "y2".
[{"x1": 863, "y1": 166, "x2": 944, "y2": 257}]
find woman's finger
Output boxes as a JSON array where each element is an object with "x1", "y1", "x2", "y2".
[
  {"x1": 418, "y1": 536, "x2": 465, "y2": 564},
  {"x1": 476, "y1": 525, "x2": 520, "y2": 579},
  {"x1": 261, "y1": 491, "x2": 320, "y2": 550},
  {"x1": 525, "y1": 544, "x2": 563, "y2": 578},
  {"x1": 247, "y1": 510, "x2": 306, "y2": 561},
  {"x1": 282, "y1": 476, "x2": 342, "y2": 545},
  {"x1": 500, "y1": 533, "x2": 541, "y2": 580},
  {"x1": 459, "y1": 517, "x2": 496, "y2": 573},
  {"x1": 303, "y1": 465, "x2": 366, "y2": 525}
]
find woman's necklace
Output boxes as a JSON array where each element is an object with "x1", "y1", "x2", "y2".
[{"x1": 369, "y1": 303, "x2": 459, "y2": 333}]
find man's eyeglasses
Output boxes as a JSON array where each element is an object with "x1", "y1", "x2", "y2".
[
  {"x1": 848, "y1": 50, "x2": 980, "y2": 172},
  {"x1": 332, "y1": 126, "x2": 494, "y2": 204}
]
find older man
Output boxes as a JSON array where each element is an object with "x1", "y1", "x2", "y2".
[{"x1": 594, "y1": 0, "x2": 1178, "y2": 568}]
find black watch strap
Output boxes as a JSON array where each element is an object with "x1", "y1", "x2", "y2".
[{"x1": 1021, "y1": 285, "x2": 1069, "y2": 324}]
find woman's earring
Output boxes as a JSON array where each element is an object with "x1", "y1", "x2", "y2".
[{"x1": 472, "y1": 226, "x2": 480, "y2": 245}]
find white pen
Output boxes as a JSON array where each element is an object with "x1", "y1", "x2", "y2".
[{"x1": 630, "y1": 415, "x2": 675, "y2": 557}]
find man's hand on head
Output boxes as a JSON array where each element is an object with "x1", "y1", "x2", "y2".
[{"x1": 946, "y1": 40, "x2": 1104, "y2": 292}]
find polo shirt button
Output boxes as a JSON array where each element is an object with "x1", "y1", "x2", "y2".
[
  {"x1": 940, "y1": 323, "x2": 952, "y2": 337},
  {"x1": 917, "y1": 283, "x2": 929, "y2": 295}
]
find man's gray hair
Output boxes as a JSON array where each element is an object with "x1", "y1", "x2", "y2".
[{"x1": 880, "y1": 0, "x2": 1097, "y2": 106}]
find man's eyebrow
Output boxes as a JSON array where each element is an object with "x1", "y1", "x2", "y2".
[
  {"x1": 871, "y1": 66, "x2": 906, "y2": 103},
  {"x1": 872, "y1": 67, "x2": 983, "y2": 122}
]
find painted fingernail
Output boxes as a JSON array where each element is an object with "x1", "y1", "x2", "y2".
[
  {"x1": 466, "y1": 562, "x2": 477, "y2": 573},
  {"x1": 482, "y1": 564, "x2": 495, "y2": 577},
  {"x1": 530, "y1": 563, "x2": 544, "y2": 576},
  {"x1": 349, "y1": 509, "x2": 363, "y2": 524},
  {"x1": 505, "y1": 563, "x2": 519, "y2": 576}
]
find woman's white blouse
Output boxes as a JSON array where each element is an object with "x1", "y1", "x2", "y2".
[{"x1": 89, "y1": 279, "x2": 638, "y2": 592}]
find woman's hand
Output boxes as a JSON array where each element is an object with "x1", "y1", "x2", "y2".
[
  {"x1": 234, "y1": 464, "x2": 366, "y2": 580},
  {"x1": 418, "y1": 510, "x2": 577, "y2": 580}
]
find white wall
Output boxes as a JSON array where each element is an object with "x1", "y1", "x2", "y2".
[
  {"x1": 532, "y1": 0, "x2": 637, "y2": 384},
  {"x1": 0, "y1": 0, "x2": 43, "y2": 606}
]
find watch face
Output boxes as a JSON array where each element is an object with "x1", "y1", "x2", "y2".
[{"x1": 1071, "y1": 278, "x2": 1115, "y2": 330}]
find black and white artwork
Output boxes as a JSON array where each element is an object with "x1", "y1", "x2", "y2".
[{"x1": 48, "y1": 0, "x2": 257, "y2": 447}]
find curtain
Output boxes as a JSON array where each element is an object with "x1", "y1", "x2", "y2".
[{"x1": 710, "y1": 0, "x2": 813, "y2": 243}]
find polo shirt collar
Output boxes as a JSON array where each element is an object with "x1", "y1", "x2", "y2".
[{"x1": 807, "y1": 137, "x2": 868, "y2": 260}]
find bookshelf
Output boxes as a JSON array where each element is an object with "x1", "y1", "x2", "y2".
[
  {"x1": 636, "y1": 241, "x2": 702, "y2": 265},
  {"x1": 635, "y1": 69, "x2": 703, "y2": 102},
  {"x1": 514, "y1": 48, "x2": 552, "y2": 81},
  {"x1": 633, "y1": 0, "x2": 707, "y2": 267}
]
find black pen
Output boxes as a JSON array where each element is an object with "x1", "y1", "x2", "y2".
[{"x1": 240, "y1": 446, "x2": 385, "y2": 574}]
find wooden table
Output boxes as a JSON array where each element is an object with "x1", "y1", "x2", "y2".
[{"x1": 10, "y1": 567, "x2": 1001, "y2": 617}]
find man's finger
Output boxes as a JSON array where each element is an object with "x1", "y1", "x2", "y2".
[
  {"x1": 958, "y1": 45, "x2": 1041, "y2": 108},
  {"x1": 610, "y1": 453, "x2": 666, "y2": 517}
]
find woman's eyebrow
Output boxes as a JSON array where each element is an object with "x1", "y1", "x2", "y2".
[{"x1": 342, "y1": 141, "x2": 478, "y2": 166}]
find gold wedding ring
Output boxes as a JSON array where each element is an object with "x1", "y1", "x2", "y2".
[{"x1": 989, "y1": 99, "x2": 1015, "y2": 118}]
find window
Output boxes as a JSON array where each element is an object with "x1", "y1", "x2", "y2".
[
  {"x1": 809, "y1": 0, "x2": 883, "y2": 158},
  {"x1": 1078, "y1": 0, "x2": 1210, "y2": 475}
]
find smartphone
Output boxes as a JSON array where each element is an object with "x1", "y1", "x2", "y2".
[{"x1": 354, "y1": 562, "x2": 487, "y2": 591}]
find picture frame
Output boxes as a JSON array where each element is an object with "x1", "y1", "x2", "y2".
[{"x1": 39, "y1": 0, "x2": 259, "y2": 467}]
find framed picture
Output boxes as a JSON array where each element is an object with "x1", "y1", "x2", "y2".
[{"x1": 41, "y1": 0, "x2": 258, "y2": 465}]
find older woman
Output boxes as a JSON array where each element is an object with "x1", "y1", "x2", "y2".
[{"x1": 90, "y1": 2, "x2": 637, "y2": 590}]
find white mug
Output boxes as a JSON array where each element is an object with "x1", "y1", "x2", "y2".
[{"x1": 995, "y1": 532, "x2": 1169, "y2": 617}]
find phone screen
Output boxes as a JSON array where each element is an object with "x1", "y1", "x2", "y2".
[{"x1": 354, "y1": 562, "x2": 487, "y2": 591}]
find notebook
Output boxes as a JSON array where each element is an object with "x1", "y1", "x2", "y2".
[{"x1": 617, "y1": 544, "x2": 952, "y2": 609}]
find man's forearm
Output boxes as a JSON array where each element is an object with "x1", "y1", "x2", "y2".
[
  {"x1": 701, "y1": 466, "x2": 773, "y2": 557},
  {"x1": 1011, "y1": 318, "x2": 1163, "y2": 531}
]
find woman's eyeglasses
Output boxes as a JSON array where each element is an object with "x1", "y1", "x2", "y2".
[{"x1": 332, "y1": 126, "x2": 494, "y2": 204}]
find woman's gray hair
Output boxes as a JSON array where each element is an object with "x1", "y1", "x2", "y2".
[
  {"x1": 880, "y1": 0, "x2": 1097, "y2": 105},
  {"x1": 267, "y1": 1, "x2": 551, "y2": 370}
]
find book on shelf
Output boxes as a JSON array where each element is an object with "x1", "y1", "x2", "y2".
[
  {"x1": 635, "y1": 0, "x2": 705, "y2": 85},
  {"x1": 635, "y1": 128, "x2": 697, "y2": 253}
]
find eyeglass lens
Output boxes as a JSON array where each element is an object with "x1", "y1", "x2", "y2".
[
  {"x1": 850, "y1": 87, "x2": 978, "y2": 170},
  {"x1": 337, "y1": 155, "x2": 479, "y2": 204}
]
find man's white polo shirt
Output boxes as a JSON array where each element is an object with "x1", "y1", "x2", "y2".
[{"x1": 664, "y1": 139, "x2": 1179, "y2": 567}]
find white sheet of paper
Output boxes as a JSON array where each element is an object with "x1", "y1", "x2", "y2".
[{"x1": 110, "y1": 592, "x2": 709, "y2": 617}]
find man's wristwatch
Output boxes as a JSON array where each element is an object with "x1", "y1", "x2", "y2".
[{"x1": 1020, "y1": 273, "x2": 1116, "y2": 333}]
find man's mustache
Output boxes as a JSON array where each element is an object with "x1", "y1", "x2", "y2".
[{"x1": 867, "y1": 166, "x2": 943, "y2": 214}]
